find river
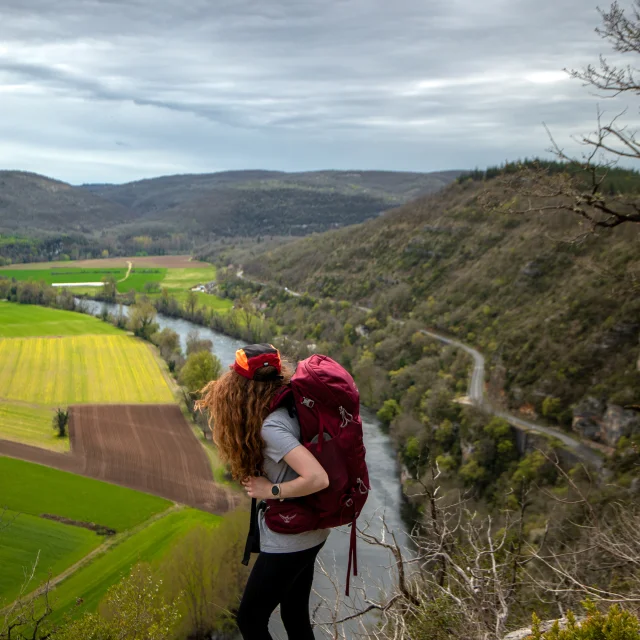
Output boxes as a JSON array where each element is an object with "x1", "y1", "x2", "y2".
[{"x1": 80, "y1": 299, "x2": 410, "y2": 639}]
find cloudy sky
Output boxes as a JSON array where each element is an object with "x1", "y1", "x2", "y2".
[{"x1": 0, "y1": 0, "x2": 633, "y2": 184}]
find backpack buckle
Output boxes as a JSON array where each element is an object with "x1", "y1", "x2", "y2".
[
  {"x1": 339, "y1": 406, "x2": 353, "y2": 428},
  {"x1": 301, "y1": 397, "x2": 315, "y2": 409}
]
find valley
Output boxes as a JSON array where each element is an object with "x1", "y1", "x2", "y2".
[{"x1": 0, "y1": 164, "x2": 638, "y2": 639}]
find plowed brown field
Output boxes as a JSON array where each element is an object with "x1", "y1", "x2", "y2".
[
  {"x1": 69, "y1": 405, "x2": 229, "y2": 512},
  {"x1": 0, "y1": 405, "x2": 233, "y2": 513}
]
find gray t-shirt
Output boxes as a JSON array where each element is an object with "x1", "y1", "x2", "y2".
[{"x1": 258, "y1": 407, "x2": 331, "y2": 553}]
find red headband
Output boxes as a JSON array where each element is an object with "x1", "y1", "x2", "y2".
[{"x1": 232, "y1": 344, "x2": 282, "y2": 380}]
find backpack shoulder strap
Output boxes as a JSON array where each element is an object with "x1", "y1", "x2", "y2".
[{"x1": 270, "y1": 386, "x2": 296, "y2": 418}]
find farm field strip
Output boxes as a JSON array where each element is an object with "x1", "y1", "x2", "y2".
[
  {"x1": 0, "y1": 268, "x2": 127, "y2": 285},
  {"x1": 0, "y1": 304, "x2": 121, "y2": 337},
  {"x1": 116, "y1": 268, "x2": 166, "y2": 293},
  {"x1": 47, "y1": 507, "x2": 222, "y2": 624},
  {"x1": 0, "y1": 335, "x2": 174, "y2": 405},
  {"x1": 0, "y1": 402, "x2": 67, "y2": 451},
  {"x1": 69, "y1": 404, "x2": 232, "y2": 512},
  {"x1": 0, "y1": 456, "x2": 171, "y2": 531},
  {"x1": 0, "y1": 510, "x2": 102, "y2": 605},
  {"x1": 160, "y1": 266, "x2": 217, "y2": 290}
]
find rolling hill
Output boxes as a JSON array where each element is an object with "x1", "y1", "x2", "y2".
[
  {"x1": 0, "y1": 171, "x2": 134, "y2": 233},
  {"x1": 0, "y1": 170, "x2": 462, "y2": 259},
  {"x1": 240, "y1": 177, "x2": 640, "y2": 434},
  {"x1": 82, "y1": 169, "x2": 461, "y2": 216}
]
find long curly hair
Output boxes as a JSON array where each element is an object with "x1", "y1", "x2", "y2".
[{"x1": 196, "y1": 363, "x2": 293, "y2": 480}]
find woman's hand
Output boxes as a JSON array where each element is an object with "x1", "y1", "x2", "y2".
[{"x1": 241, "y1": 476, "x2": 274, "y2": 501}]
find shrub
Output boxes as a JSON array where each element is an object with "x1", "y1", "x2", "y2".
[
  {"x1": 52, "y1": 408, "x2": 69, "y2": 438},
  {"x1": 529, "y1": 603, "x2": 640, "y2": 639},
  {"x1": 179, "y1": 350, "x2": 222, "y2": 394}
]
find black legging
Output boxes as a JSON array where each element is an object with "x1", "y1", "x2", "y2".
[{"x1": 236, "y1": 542, "x2": 324, "y2": 639}]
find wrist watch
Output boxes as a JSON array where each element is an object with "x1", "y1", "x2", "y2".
[{"x1": 271, "y1": 484, "x2": 283, "y2": 501}]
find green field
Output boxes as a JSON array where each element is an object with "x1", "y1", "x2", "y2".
[
  {"x1": 116, "y1": 268, "x2": 166, "y2": 294},
  {"x1": 48, "y1": 508, "x2": 221, "y2": 623},
  {"x1": 0, "y1": 304, "x2": 121, "y2": 338},
  {"x1": 160, "y1": 267, "x2": 216, "y2": 291},
  {"x1": 0, "y1": 265, "x2": 211, "y2": 294},
  {"x1": 0, "y1": 402, "x2": 66, "y2": 451},
  {"x1": 0, "y1": 262, "x2": 231, "y2": 313},
  {"x1": 0, "y1": 510, "x2": 101, "y2": 605},
  {"x1": 0, "y1": 457, "x2": 171, "y2": 531}
]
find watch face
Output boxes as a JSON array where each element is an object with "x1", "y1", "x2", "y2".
[{"x1": 271, "y1": 485, "x2": 279, "y2": 496}]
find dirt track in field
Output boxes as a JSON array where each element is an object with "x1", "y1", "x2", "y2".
[
  {"x1": 0, "y1": 405, "x2": 235, "y2": 514},
  {"x1": 0, "y1": 256, "x2": 210, "y2": 270}
]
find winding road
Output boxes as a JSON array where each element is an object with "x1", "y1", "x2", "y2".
[
  {"x1": 238, "y1": 272, "x2": 604, "y2": 469},
  {"x1": 419, "y1": 330, "x2": 604, "y2": 468}
]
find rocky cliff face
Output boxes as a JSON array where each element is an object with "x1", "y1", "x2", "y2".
[{"x1": 572, "y1": 397, "x2": 640, "y2": 446}]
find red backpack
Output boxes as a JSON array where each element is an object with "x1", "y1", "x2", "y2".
[{"x1": 242, "y1": 354, "x2": 370, "y2": 596}]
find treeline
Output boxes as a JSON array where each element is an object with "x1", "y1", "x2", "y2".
[
  {"x1": 0, "y1": 230, "x2": 196, "y2": 266},
  {"x1": 0, "y1": 233, "x2": 102, "y2": 266},
  {"x1": 458, "y1": 157, "x2": 640, "y2": 194}
]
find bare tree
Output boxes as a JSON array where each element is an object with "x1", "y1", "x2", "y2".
[
  {"x1": 311, "y1": 457, "x2": 640, "y2": 639},
  {"x1": 0, "y1": 556, "x2": 56, "y2": 640},
  {"x1": 483, "y1": 2, "x2": 640, "y2": 233},
  {"x1": 312, "y1": 465, "x2": 541, "y2": 640},
  {"x1": 525, "y1": 455, "x2": 640, "y2": 617}
]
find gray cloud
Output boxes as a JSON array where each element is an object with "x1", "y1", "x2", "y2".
[{"x1": 0, "y1": 0, "x2": 635, "y2": 183}]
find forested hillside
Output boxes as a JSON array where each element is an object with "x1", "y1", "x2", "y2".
[
  {"x1": 0, "y1": 171, "x2": 133, "y2": 232},
  {"x1": 0, "y1": 169, "x2": 460, "y2": 263},
  {"x1": 242, "y1": 178, "x2": 640, "y2": 442}
]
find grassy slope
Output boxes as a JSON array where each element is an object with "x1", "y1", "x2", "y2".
[
  {"x1": 0, "y1": 511, "x2": 101, "y2": 605},
  {"x1": 0, "y1": 304, "x2": 121, "y2": 337},
  {"x1": 48, "y1": 508, "x2": 221, "y2": 623},
  {"x1": 245, "y1": 179, "x2": 640, "y2": 416},
  {"x1": 161, "y1": 266, "x2": 216, "y2": 290},
  {"x1": 152, "y1": 290, "x2": 233, "y2": 312},
  {"x1": 0, "y1": 457, "x2": 171, "y2": 531}
]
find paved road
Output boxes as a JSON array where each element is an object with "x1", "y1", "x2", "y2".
[
  {"x1": 419, "y1": 331, "x2": 603, "y2": 468},
  {"x1": 238, "y1": 272, "x2": 604, "y2": 469}
]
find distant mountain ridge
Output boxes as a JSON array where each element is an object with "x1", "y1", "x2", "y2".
[
  {"x1": 0, "y1": 168, "x2": 462, "y2": 245},
  {"x1": 0, "y1": 171, "x2": 134, "y2": 233},
  {"x1": 81, "y1": 169, "x2": 462, "y2": 221}
]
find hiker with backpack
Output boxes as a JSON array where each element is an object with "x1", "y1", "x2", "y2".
[{"x1": 198, "y1": 344, "x2": 369, "y2": 640}]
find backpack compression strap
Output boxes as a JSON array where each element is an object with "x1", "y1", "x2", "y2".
[
  {"x1": 345, "y1": 514, "x2": 359, "y2": 597},
  {"x1": 242, "y1": 498, "x2": 260, "y2": 566}
]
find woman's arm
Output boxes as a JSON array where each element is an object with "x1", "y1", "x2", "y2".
[{"x1": 242, "y1": 445, "x2": 329, "y2": 500}]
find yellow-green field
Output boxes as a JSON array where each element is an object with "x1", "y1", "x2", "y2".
[
  {"x1": 0, "y1": 335, "x2": 174, "y2": 405},
  {"x1": 0, "y1": 402, "x2": 66, "y2": 451},
  {"x1": 0, "y1": 306, "x2": 175, "y2": 451}
]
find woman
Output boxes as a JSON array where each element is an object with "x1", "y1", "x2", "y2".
[{"x1": 198, "y1": 343, "x2": 330, "y2": 640}]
